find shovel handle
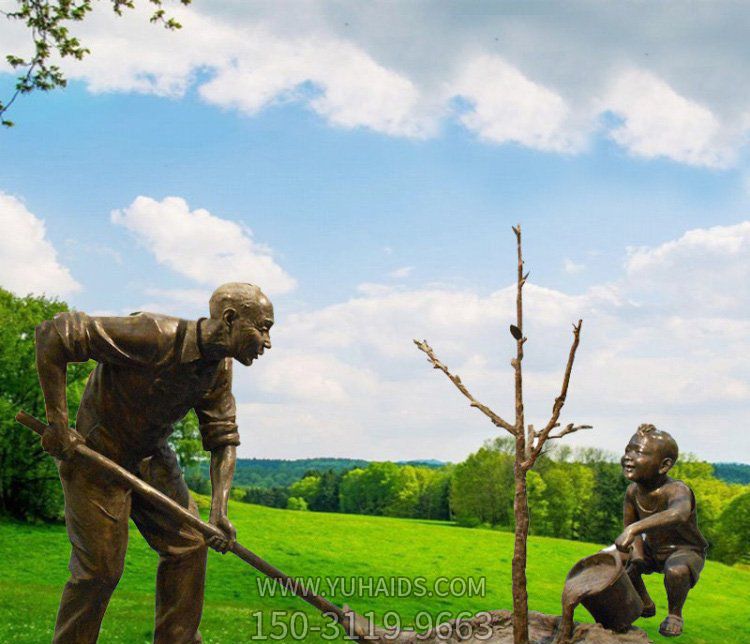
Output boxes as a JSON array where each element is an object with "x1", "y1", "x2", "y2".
[{"x1": 15, "y1": 410, "x2": 46, "y2": 436}]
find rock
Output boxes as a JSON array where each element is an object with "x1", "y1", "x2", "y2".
[{"x1": 349, "y1": 610, "x2": 651, "y2": 644}]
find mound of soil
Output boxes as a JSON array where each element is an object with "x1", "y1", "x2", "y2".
[{"x1": 347, "y1": 609, "x2": 651, "y2": 643}]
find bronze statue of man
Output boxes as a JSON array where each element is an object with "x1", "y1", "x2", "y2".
[
  {"x1": 616, "y1": 424, "x2": 708, "y2": 638},
  {"x1": 35, "y1": 282, "x2": 274, "y2": 644}
]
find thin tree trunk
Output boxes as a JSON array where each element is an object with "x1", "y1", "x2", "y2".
[
  {"x1": 512, "y1": 455, "x2": 530, "y2": 644},
  {"x1": 414, "y1": 224, "x2": 587, "y2": 644},
  {"x1": 511, "y1": 224, "x2": 529, "y2": 644}
]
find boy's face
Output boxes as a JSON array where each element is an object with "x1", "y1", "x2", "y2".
[{"x1": 621, "y1": 433, "x2": 671, "y2": 483}]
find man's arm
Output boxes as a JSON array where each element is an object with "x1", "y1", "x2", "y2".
[
  {"x1": 208, "y1": 445, "x2": 237, "y2": 552},
  {"x1": 196, "y1": 358, "x2": 240, "y2": 552},
  {"x1": 35, "y1": 320, "x2": 80, "y2": 458},
  {"x1": 616, "y1": 483, "x2": 692, "y2": 551}
]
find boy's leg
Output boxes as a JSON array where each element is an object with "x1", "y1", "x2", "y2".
[
  {"x1": 625, "y1": 544, "x2": 656, "y2": 618},
  {"x1": 659, "y1": 550, "x2": 704, "y2": 637},
  {"x1": 131, "y1": 445, "x2": 208, "y2": 644},
  {"x1": 626, "y1": 563, "x2": 656, "y2": 617},
  {"x1": 53, "y1": 454, "x2": 131, "y2": 643}
]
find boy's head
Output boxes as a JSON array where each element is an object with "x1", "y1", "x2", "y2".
[{"x1": 621, "y1": 424, "x2": 679, "y2": 484}]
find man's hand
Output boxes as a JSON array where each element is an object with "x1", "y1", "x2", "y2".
[
  {"x1": 207, "y1": 514, "x2": 236, "y2": 554},
  {"x1": 615, "y1": 525, "x2": 638, "y2": 552},
  {"x1": 41, "y1": 422, "x2": 82, "y2": 460}
]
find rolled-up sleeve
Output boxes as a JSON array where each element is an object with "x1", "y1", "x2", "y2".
[{"x1": 195, "y1": 358, "x2": 240, "y2": 451}]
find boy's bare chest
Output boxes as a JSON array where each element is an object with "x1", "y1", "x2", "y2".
[{"x1": 634, "y1": 488, "x2": 667, "y2": 516}]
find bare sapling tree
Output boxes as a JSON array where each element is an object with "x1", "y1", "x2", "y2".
[{"x1": 414, "y1": 225, "x2": 591, "y2": 644}]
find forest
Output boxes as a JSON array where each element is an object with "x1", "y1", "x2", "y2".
[{"x1": 190, "y1": 437, "x2": 748, "y2": 567}]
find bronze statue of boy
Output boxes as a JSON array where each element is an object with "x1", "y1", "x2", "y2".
[
  {"x1": 35, "y1": 282, "x2": 273, "y2": 644},
  {"x1": 615, "y1": 424, "x2": 707, "y2": 638}
]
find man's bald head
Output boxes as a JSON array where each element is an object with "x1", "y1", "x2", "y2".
[
  {"x1": 209, "y1": 283, "x2": 272, "y2": 320},
  {"x1": 202, "y1": 283, "x2": 273, "y2": 365}
]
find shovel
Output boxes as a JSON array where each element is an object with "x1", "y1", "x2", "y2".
[{"x1": 15, "y1": 410, "x2": 374, "y2": 642}]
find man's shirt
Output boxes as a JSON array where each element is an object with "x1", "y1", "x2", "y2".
[{"x1": 41, "y1": 311, "x2": 239, "y2": 465}]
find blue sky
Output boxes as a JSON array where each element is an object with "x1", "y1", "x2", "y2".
[{"x1": 2, "y1": 2, "x2": 750, "y2": 463}]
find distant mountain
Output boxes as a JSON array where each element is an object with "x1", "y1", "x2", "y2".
[
  {"x1": 397, "y1": 459, "x2": 447, "y2": 468},
  {"x1": 198, "y1": 457, "x2": 447, "y2": 488},
  {"x1": 200, "y1": 457, "x2": 369, "y2": 488},
  {"x1": 712, "y1": 462, "x2": 750, "y2": 485},
  {"x1": 199, "y1": 457, "x2": 747, "y2": 489}
]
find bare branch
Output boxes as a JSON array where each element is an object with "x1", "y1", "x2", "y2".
[
  {"x1": 413, "y1": 339, "x2": 516, "y2": 434},
  {"x1": 547, "y1": 423, "x2": 593, "y2": 440},
  {"x1": 526, "y1": 319, "x2": 585, "y2": 466}
]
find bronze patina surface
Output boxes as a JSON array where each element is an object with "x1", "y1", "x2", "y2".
[
  {"x1": 615, "y1": 425, "x2": 707, "y2": 639},
  {"x1": 34, "y1": 282, "x2": 273, "y2": 644}
]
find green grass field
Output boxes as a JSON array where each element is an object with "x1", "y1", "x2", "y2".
[{"x1": 1, "y1": 499, "x2": 747, "y2": 643}]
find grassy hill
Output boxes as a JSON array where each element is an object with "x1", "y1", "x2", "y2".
[{"x1": 1, "y1": 499, "x2": 748, "y2": 643}]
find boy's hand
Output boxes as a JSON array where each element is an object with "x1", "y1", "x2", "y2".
[{"x1": 615, "y1": 525, "x2": 638, "y2": 552}]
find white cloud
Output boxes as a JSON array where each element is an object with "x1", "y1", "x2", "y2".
[
  {"x1": 133, "y1": 287, "x2": 212, "y2": 317},
  {"x1": 4, "y1": 3, "x2": 750, "y2": 166},
  {"x1": 625, "y1": 221, "x2": 750, "y2": 314},
  {"x1": 111, "y1": 196, "x2": 296, "y2": 295},
  {"x1": 452, "y1": 55, "x2": 586, "y2": 153},
  {"x1": 603, "y1": 69, "x2": 736, "y2": 168},
  {"x1": 259, "y1": 352, "x2": 379, "y2": 404},
  {"x1": 388, "y1": 266, "x2": 413, "y2": 279},
  {"x1": 235, "y1": 283, "x2": 609, "y2": 460},
  {"x1": 232, "y1": 222, "x2": 750, "y2": 462},
  {"x1": 200, "y1": 34, "x2": 435, "y2": 138},
  {"x1": 0, "y1": 193, "x2": 80, "y2": 297},
  {"x1": 563, "y1": 258, "x2": 585, "y2": 275}
]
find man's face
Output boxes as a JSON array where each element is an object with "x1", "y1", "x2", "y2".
[
  {"x1": 621, "y1": 433, "x2": 668, "y2": 483},
  {"x1": 227, "y1": 299, "x2": 274, "y2": 366}
]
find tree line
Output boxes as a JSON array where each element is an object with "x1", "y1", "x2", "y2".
[{"x1": 209, "y1": 436, "x2": 748, "y2": 566}]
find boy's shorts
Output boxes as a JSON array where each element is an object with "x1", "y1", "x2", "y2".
[{"x1": 637, "y1": 548, "x2": 705, "y2": 587}]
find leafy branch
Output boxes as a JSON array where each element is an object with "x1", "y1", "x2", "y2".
[{"x1": 1, "y1": 0, "x2": 191, "y2": 127}]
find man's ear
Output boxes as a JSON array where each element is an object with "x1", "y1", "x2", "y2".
[
  {"x1": 659, "y1": 457, "x2": 674, "y2": 475},
  {"x1": 222, "y1": 308, "x2": 237, "y2": 329}
]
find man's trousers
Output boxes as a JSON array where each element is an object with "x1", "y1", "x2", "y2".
[{"x1": 53, "y1": 444, "x2": 207, "y2": 643}]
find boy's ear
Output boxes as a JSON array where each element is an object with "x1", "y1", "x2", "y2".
[{"x1": 659, "y1": 457, "x2": 674, "y2": 475}]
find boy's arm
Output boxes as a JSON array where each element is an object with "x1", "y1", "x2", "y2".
[
  {"x1": 623, "y1": 485, "x2": 638, "y2": 526},
  {"x1": 621, "y1": 486, "x2": 647, "y2": 560},
  {"x1": 616, "y1": 483, "x2": 691, "y2": 551}
]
